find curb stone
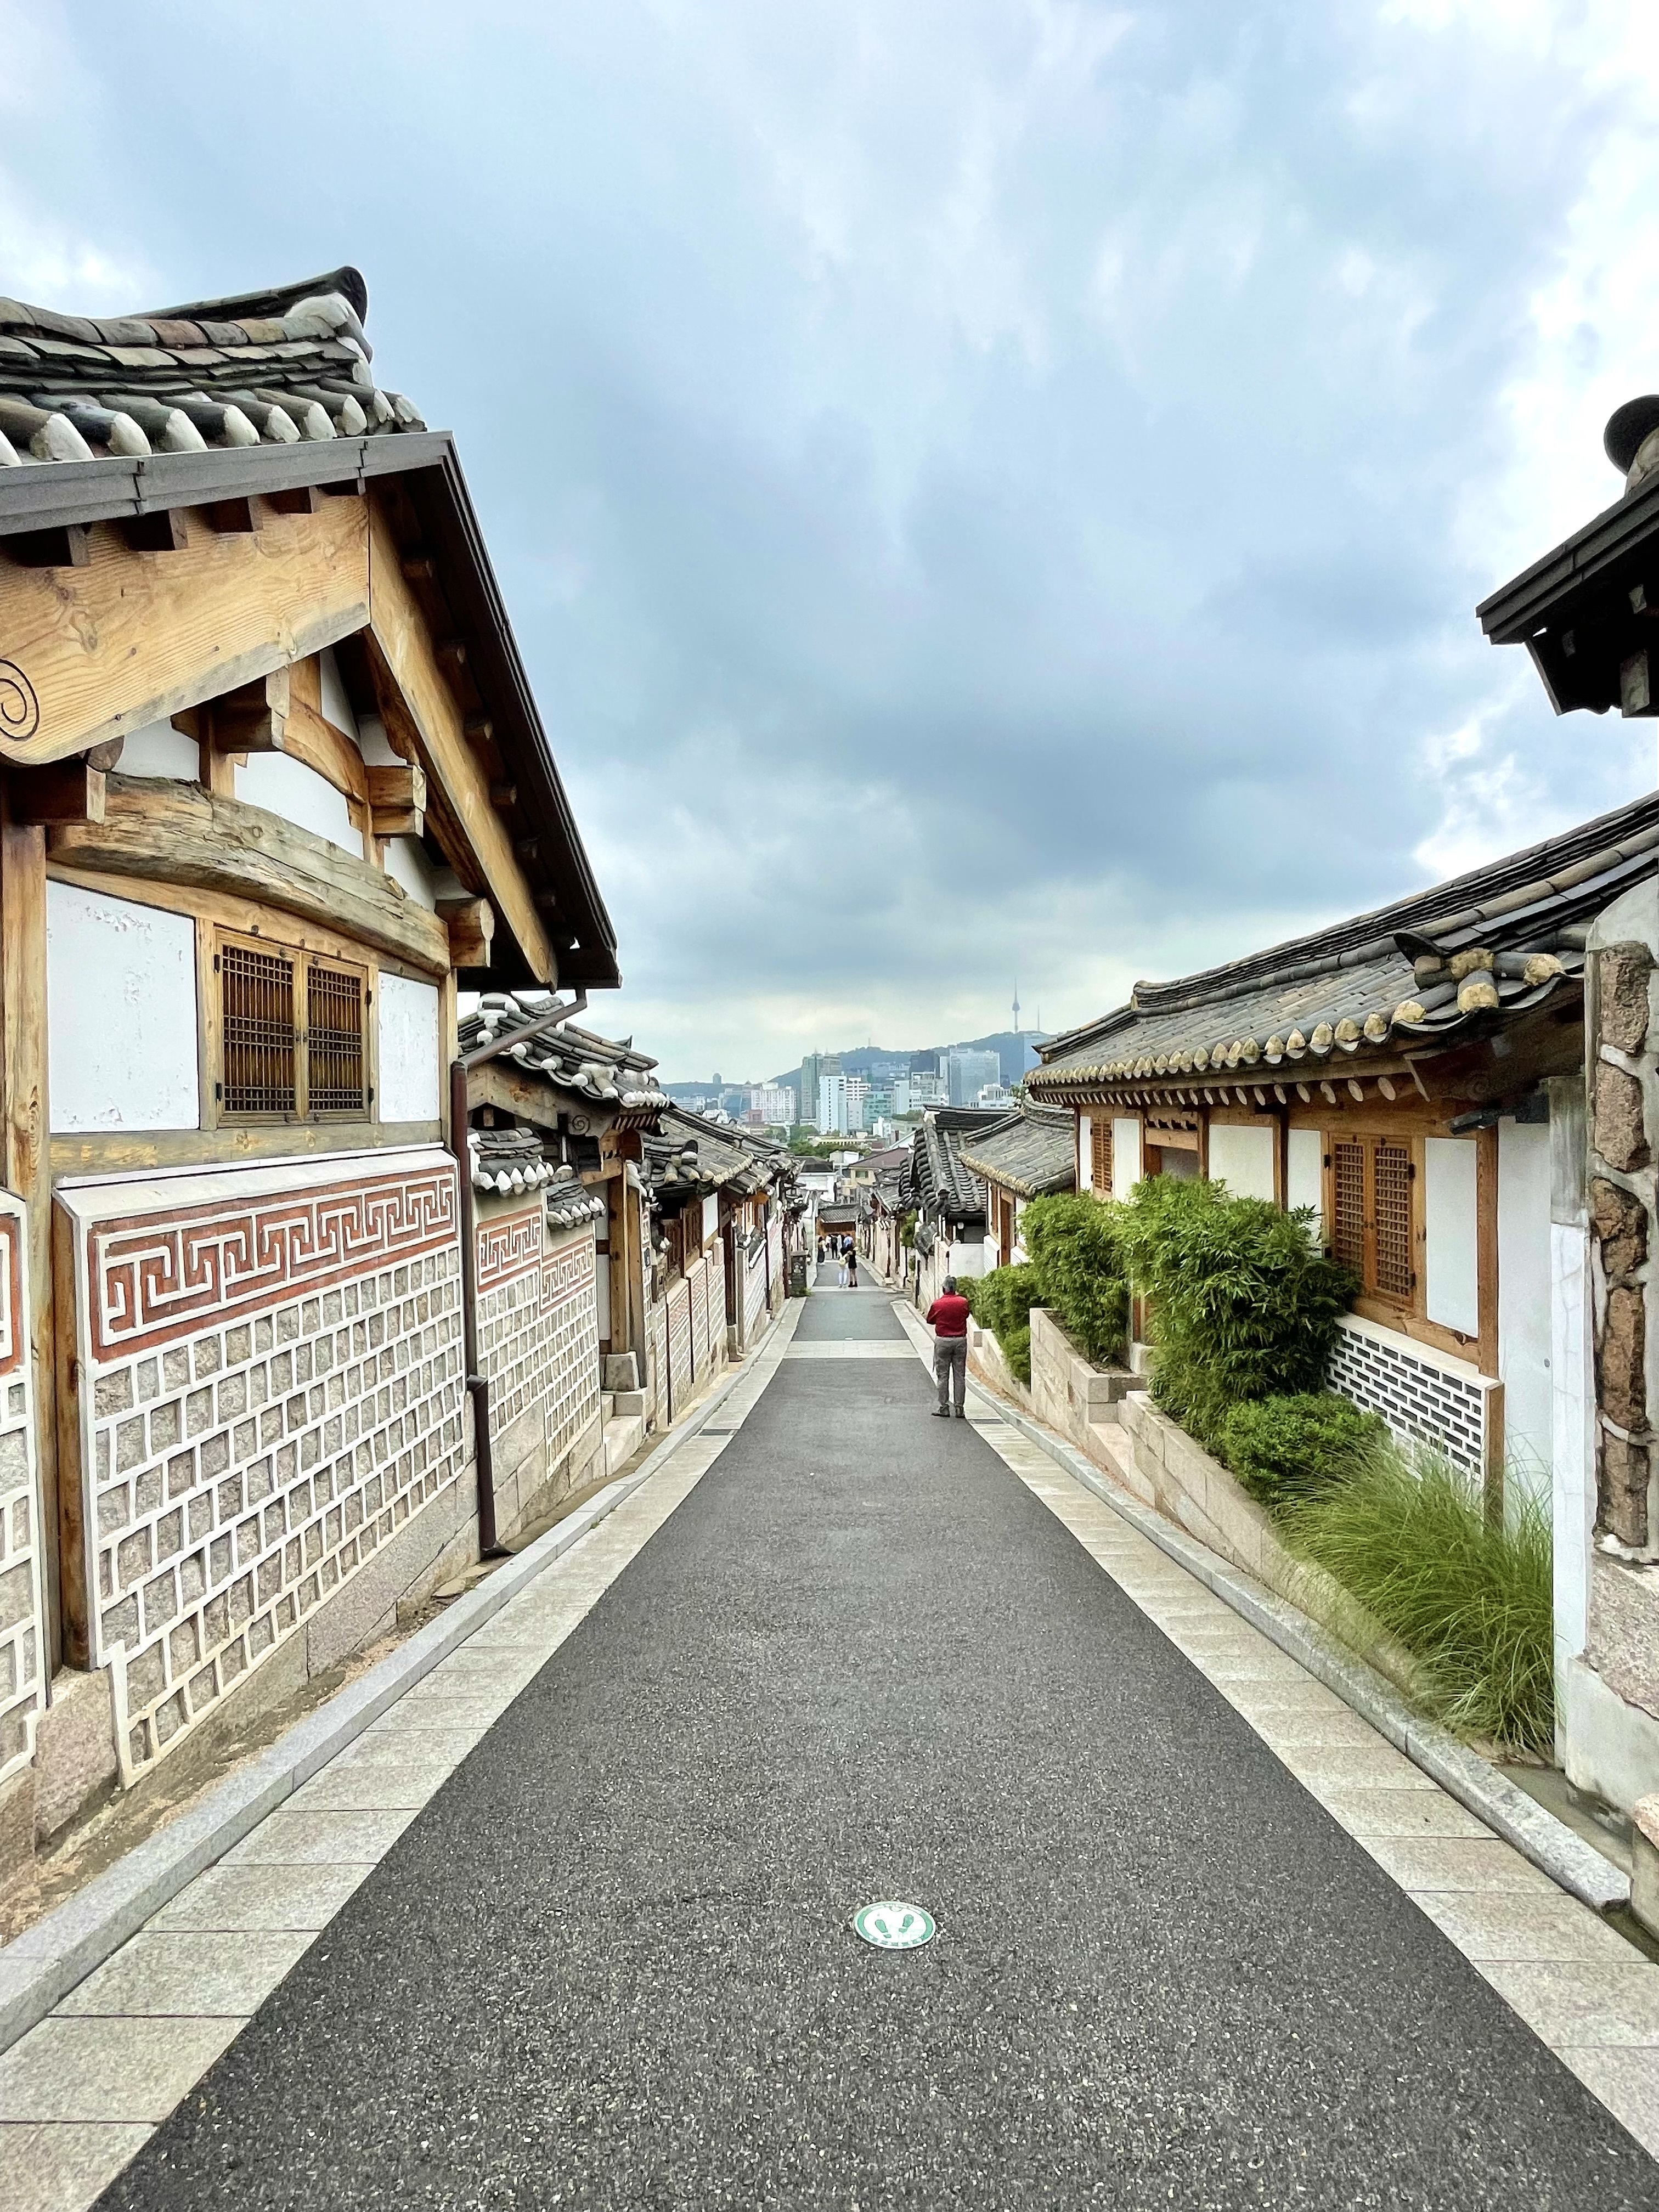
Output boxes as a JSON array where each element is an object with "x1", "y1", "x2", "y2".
[
  {"x1": 890, "y1": 1299, "x2": 1629, "y2": 1917},
  {"x1": 0, "y1": 1300, "x2": 798, "y2": 2057}
]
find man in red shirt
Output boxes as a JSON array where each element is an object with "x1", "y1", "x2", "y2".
[{"x1": 925, "y1": 1274, "x2": 971, "y2": 1419}]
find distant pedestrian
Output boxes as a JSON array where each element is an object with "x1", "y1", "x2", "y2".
[{"x1": 926, "y1": 1274, "x2": 970, "y2": 1418}]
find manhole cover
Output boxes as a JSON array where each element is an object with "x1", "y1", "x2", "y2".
[{"x1": 852, "y1": 1900, "x2": 936, "y2": 1950}]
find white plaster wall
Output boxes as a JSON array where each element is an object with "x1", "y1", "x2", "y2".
[
  {"x1": 377, "y1": 972, "x2": 441, "y2": 1124},
  {"x1": 1286, "y1": 1127, "x2": 1323, "y2": 1230},
  {"x1": 1498, "y1": 1119, "x2": 1553, "y2": 1498},
  {"x1": 1553, "y1": 1220, "x2": 1593, "y2": 1667},
  {"x1": 1111, "y1": 1117, "x2": 1142, "y2": 1200},
  {"x1": 1077, "y1": 1113, "x2": 1092, "y2": 1194},
  {"x1": 1207, "y1": 1123, "x2": 1274, "y2": 1202},
  {"x1": 119, "y1": 718, "x2": 200, "y2": 780},
  {"x1": 356, "y1": 712, "x2": 400, "y2": 766},
  {"x1": 238, "y1": 748, "x2": 359, "y2": 856},
  {"x1": 595, "y1": 1251, "x2": 611, "y2": 1342},
  {"x1": 318, "y1": 647, "x2": 358, "y2": 740},
  {"x1": 948, "y1": 1240, "x2": 986, "y2": 1278},
  {"x1": 702, "y1": 1194, "x2": 719, "y2": 1243},
  {"x1": 48, "y1": 883, "x2": 199, "y2": 1132},
  {"x1": 385, "y1": 837, "x2": 439, "y2": 911},
  {"x1": 1425, "y1": 1136, "x2": 1480, "y2": 1340}
]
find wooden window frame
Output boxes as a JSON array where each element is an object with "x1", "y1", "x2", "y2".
[
  {"x1": 1319, "y1": 1123, "x2": 1488, "y2": 1368},
  {"x1": 1090, "y1": 1114, "x2": 1113, "y2": 1197},
  {"x1": 210, "y1": 924, "x2": 377, "y2": 1128}
]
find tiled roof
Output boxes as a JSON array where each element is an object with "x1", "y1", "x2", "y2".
[
  {"x1": 910, "y1": 1115, "x2": 988, "y2": 1227},
  {"x1": 0, "y1": 266, "x2": 425, "y2": 466},
  {"x1": 467, "y1": 1125, "x2": 605, "y2": 1227},
  {"x1": 644, "y1": 1106, "x2": 795, "y2": 1203},
  {"x1": 959, "y1": 1103, "x2": 1076, "y2": 1199},
  {"x1": 460, "y1": 998, "x2": 665, "y2": 1113},
  {"x1": 1029, "y1": 791, "x2": 1659, "y2": 1097}
]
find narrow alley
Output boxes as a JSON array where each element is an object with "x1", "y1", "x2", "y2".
[{"x1": 4, "y1": 1267, "x2": 1650, "y2": 2208}]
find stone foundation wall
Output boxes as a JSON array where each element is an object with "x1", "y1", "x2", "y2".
[{"x1": 60, "y1": 1147, "x2": 466, "y2": 1781}]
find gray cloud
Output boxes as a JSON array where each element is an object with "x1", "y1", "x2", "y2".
[{"x1": 8, "y1": 1, "x2": 1652, "y2": 1076}]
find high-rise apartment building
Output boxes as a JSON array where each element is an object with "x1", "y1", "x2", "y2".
[{"x1": 944, "y1": 1049, "x2": 1000, "y2": 1107}]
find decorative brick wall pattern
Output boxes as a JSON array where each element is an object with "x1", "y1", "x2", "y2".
[
  {"x1": 67, "y1": 1149, "x2": 465, "y2": 1776},
  {"x1": 668, "y1": 1277, "x2": 691, "y2": 1412},
  {"x1": 539, "y1": 1228, "x2": 600, "y2": 1471},
  {"x1": 690, "y1": 1260, "x2": 708, "y2": 1380},
  {"x1": 743, "y1": 1239, "x2": 767, "y2": 1345},
  {"x1": 1329, "y1": 1314, "x2": 1492, "y2": 1478},
  {"x1": 475, "y1": 1203, "x2": 600, "y2": 1497},
  {"x1": 0, "y1": 1194, "x2": 43, "y2": 1785},
  {"x1": 650, "y1": 1296, "x2": 669, "y2": 1429},
  {"x1": 475, "y1": 1203, "x2": 543, "y2": 1442},
  {"x1": 701, "y1": 1252, "x2": 723, "y2": 1369},
  {"x1": 768, "y1": 1219, "x2": 783, "y2": 1305}
]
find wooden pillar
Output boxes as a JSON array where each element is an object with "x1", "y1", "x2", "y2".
[
  {"x1": 1476, "y1": 1122, "x2": 1503, "y2": 1523},
  {"x1": 0, "y1": 808, "x2": 64, "y2": 1666}
]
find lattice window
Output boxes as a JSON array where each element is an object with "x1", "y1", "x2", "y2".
[
  {"x1": 1091, "y1": 1117, "x2": 1113, "y2": 1197},
  {"x1": 307, "y1": 960, "x2": 366, "y2": 1116},
  {"x1": 221, "y1": 942, "x2": 297, "y2": 1117},
  {"x1": 1374, "y1": 1140, "x2": 1413, "y2": 1300},
  {"x1": 1331, "y1": 1139, "x2": 1365, "y2": 1276},
  {"x1": 217, "y1": 932, "x2": 372, "y2": 1125},
  {"x1": 1328, "y1": 1133, "x2": 1418, "y2": 1310}
]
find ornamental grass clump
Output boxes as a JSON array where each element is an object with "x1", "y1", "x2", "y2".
[
  {"x1": 1115, "y1": 1176, "x2": 1356, "y2": 1452},
  {"x1": 1018, "y1": 1193, "x2": 1131, "y2": 1366},
  {"x1": 1276, "y1": 1450, "x2": 1554, "y2": 1756}
]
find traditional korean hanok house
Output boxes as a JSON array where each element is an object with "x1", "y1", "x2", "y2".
[
  {"x1": 906, "y1": 1108, "x2": 1001, "y2": 1306},
  {"x1": 640, "y1": 1109, "x2": 794, "y2": 1428},
  {"x1": 1025, "y1": 810, "x2": 1659, "y2": 1536},
  {"x1": 957, "y1": 1100, "x2": 1077, "y2": 1269},
  {"x1": 1477, "y1": 393, "x2": 1659, "y2": 1819},
  {"x1": 455, "y1": 997, "x2": 668, "y2": 1519},
  {"x1": 861, "y1": 1159, "x2": 911, "y2": 1283},
  {"x1": 0, "y1": 266, "x2": 619, "y2": 1905}
]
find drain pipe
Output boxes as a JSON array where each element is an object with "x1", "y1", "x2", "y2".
[{"x1": 449, "y1": 990, "x2": 588, "y2": 1555}]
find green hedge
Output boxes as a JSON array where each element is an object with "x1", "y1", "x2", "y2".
[
  {"x1": 1018, "y1": 1193, "x2": 1130, "y2": 1366},
  {"x1": 1115, "y1": 1176, "x2": 1356, "y2": 1452},
  {"x1": 1220, "y1": 1392, "x2": 1385, "y2": 1509}
]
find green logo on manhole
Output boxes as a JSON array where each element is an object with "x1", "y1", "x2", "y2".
[{"x1": 852, "y1": 1900, "x2": 935, "y2": 1950}]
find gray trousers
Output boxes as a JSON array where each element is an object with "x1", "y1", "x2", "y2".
[{"x1": 933, "y1": 1336, "x2": 967, "y2": 1412}]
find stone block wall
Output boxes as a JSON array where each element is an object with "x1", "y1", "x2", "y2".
[
  {"x1": 474, "y1": 1194, "x2": 602, "y2": 1536},
  {"x1": 0, "y1": 1192, "x2": 42, "y2": 1788},
  {"x1": 60, "y1": 1147, "x2": 465, "y2": 1781}
]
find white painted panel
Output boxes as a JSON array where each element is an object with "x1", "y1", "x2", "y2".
[
  {"x1": 1111, "y1": 1116, "x2": 1142, "y2": 1199},
  {"x1": 238, "y1": 748, "x2": 359, "y2": 855},
  {"x1": 1499, "y1": 1119, "x2": 1553, "y2": 1494},
  {"x1": 318, "y1": 647, "x2": 358, "y2": 741},
  {"x1": 377, "y1": 973, "x2": 441, "y2": 1124},
  {"x1": 702, "y1": 1194, "x2": 719, "y2": 1243},
  {"x1": 1077, "y1": 1113, "x2": 1092, "y2": 1194},
  {"x1": 1207, "y1": 1122, "x2": 1275, "y2": 1202},
  {"x1": 595, "y1": 1252, "x2": 611, "y2": 1341},
  {"x1": 48, "y1": 883, "x2": 199, "y2": 1132},
  {"x1": 357, "y1": 712, "x2": 400, "y2": 766},
  {"x1": 1425, "y1": 1136, "x2": 1480, "y2": 1341},
  {"x1": 385, "y1": 837, "x2": 439, "y2": 911},
  {"x1": 1285, "y1": 1127, "x2": 1323, "y2": 1228},
  {"x1": 119, "y1": 718, "x2": 200, "y2": 780}
]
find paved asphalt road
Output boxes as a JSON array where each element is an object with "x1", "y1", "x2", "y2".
[{"x1": 97, "y1": 1280, "x2": 1656, "y2": 2209}]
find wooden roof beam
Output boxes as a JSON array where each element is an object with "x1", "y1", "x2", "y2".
[{"x1": 364, "y1": 496, "x2": 554, "y2": 983}]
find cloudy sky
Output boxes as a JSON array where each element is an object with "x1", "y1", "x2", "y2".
[{"x1": 6, "y1": 1, "x2": 1658, "y2": 1080}]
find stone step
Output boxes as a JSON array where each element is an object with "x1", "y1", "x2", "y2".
[{"x1": 603, "y1": 1412, "x2": 646, "y2": 1476}]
